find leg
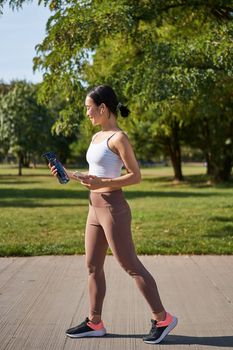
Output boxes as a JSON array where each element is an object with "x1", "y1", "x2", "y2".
[
  {"x1": 85, "y1": 205, "x2": 109, "y2": 322},
  {"x1": 98, "y1": 202, "x2": 165, "y2": 320}
]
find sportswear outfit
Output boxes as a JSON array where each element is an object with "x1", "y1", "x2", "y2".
[{"x1": 66, "y1": 132, "x2": 177, "y2": 343}]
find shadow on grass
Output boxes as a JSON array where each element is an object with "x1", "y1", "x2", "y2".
[
  {"x1": 205, "y1": 224, "x2": 233, "y2": 239},
  {"x1": 143, "y1": 174, "x2": 233, "y2": 188},
  {"x1": 210, "y1": 216, "x2": 233, "y2": 223},
  {"x1": 0, "y1": 174, "x2": 58, "y2": 185},
  {"x1": 0, "y1": 201, "x2": 87, "y2": 208},
  {"x1": 0, "y1": 187, "x2": 232, "y2": 209},
  {"x1": 0, "y1": 181, "x2": 43, "y2": 185},
  {"x1": 0, "y1": 187, "x2": 231, "y2": 199},
  {"x1": 0, "y1": 188, "x2": 88, "y2": 199},
  {"x1": 0, "y1": 188, "x2": 89, "y2": 208},
  {"x1": 205, "y1": 216, "x2": 233, "y2": 238},
  {"x1": 125, "y1": 190, "x2": 232, "y2": 199},
  {"x1": 0, "y1": 174, "x2": 51, "y2": 178}
]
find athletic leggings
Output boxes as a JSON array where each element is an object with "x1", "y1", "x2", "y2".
[{"x1": 85, "y1": 189, "x2": 164, "y2": 317}]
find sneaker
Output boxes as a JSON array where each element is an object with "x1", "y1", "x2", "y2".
[
  {"x1": 66, "y1": 317, "x2": 106, "y2": 338},
  {"x1": 143, "y1": 312, "x2": 178, "y2": 344}
]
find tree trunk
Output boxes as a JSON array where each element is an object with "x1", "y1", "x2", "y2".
[
  {"x1": 205, "y1": 152, "x2": 214, "y2": 176},
  {"x1": 18, "y1": 153, "x2": 23, "y2": 176},
  {"x1": 22, "y1": 153, "x2": 31, "y2": 167},
  {"x1": 201, "y1": 118, "x2": 232, "y2": 182},
  {"x1": 166, "y1": 122, "x2": 184, "y2": 181},
  {"x1": 168, "y1": 142, "x2": 184, "y2": 181},
  {"x1": 213, "y1": 154, "x2": 232, "y2": 182}
]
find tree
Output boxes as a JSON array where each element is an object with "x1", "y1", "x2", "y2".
[
  {"x1": 45, "y1": 92, "x2": 82, "y2": 163},
  {"x1": 189, "y1": 74, "x2": 233, "y2": 181},
  {"x1": 0, "y1": 81, "x2": 52, "y2": 175},
  {"x1": 0, "y1": 80, "x2": 81, "y2": 173}
]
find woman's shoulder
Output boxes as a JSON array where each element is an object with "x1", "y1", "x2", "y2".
[
  {"x1": 111, "y1": 130, "x2": 130, "y2": 147},
  {"x1": 114, "y1": 130, "x2": 128, "y2": 139}
]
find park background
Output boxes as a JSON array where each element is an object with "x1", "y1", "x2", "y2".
[{"x1": 0, "y1": 0, "x2": 233, "y2": 256}]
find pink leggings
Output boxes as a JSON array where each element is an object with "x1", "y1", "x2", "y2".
[{"x1": 85, "y1": 190, "x2": 164, "y2": 317}]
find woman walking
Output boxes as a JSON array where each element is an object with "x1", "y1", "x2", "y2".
[{"x1": 51, "y1": 85, "x2": 177, "y2": 344}]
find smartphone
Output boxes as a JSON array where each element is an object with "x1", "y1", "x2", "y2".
[{"x1": 73, "y1": 171, "x2": 86, "y2": 181}]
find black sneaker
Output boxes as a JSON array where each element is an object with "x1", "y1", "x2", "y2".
[
  {"x1": 66, "y1": 317, "x2": 106, "y2": 338},
  {"x1": 143, "y1": 313, "x2": 178, "y2": 344}
]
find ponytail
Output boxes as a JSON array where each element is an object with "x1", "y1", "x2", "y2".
[{"x1": 117, "y1": 102, "x2": 130, "y2": 118}]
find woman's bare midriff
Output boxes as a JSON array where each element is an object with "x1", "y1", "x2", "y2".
[
  {"x1": 88, "y1": 176, "x2": 122, "y2": 193},
  {"x1": 92, "y1": 186, "x2": 122, "y2": 193}
]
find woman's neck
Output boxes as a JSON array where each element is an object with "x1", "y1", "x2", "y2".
[
  {"x1": 100, "y1": 113, "x2": 120, "y2": 132},
  {"x1": 101, "y1": 121, "x2": 120, "y2": 132}
]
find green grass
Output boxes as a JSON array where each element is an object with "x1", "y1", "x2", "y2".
[{"x1": 0, "y1": 164, "x2": 232, "y2": 256}]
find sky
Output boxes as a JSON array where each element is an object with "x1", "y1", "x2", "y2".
[{"x1": 0, "y1": 2, "x2": 51, "y2": 83}]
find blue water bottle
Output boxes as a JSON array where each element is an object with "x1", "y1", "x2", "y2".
[{"x1": 42, "y1": 151, "x2": 70, "y2": 184}]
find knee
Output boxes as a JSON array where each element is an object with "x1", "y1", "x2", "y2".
[
  {"x1": 86, "y1": 261, "x2": 96, "y2": 275},
  {"x1": 86, "y1": 261, "x2": 102, "y2": 276},
  {"x1": 118, "y1": 257, "x2": 140, "y2": 277},
  {"x1": 122, "y1": 265, "x2": 135, "y2": 277}
]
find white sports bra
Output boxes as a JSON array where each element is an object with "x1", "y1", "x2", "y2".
[{"x1": 86, "y1": 132, "x2": 124, "y2": 178}]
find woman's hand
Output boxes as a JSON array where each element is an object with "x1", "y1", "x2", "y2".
[
  {"x1": 49, "y1": 164, "x2": 58, "y2": 177},
  {"x1": 80, "y1": 175, "x2": 103, "y2": 190}
]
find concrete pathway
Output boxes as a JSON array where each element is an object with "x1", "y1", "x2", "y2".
[{"x1": 0, "y1": 255, "x2": 232, "y2": 350}]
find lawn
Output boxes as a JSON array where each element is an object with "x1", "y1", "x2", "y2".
[{"x1": 0, "y1": 164, "x2": 232, "y2": 256}]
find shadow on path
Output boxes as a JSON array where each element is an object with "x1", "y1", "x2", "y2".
[{"x1": 104, "y1": 333, "x2": 233, "y2": 347}]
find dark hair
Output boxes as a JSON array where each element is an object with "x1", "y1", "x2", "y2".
[{"x1": 87, "y1": 85, "x2": 130, "y2": 118}]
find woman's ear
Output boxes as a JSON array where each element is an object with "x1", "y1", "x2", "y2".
[{"x1": 100, "y1": 103, "x2": 105, "y2": 114}]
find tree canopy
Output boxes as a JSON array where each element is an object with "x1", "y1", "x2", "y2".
[
  {"x1": 1, "y1": 0, "x2": 233, "y2": 181},
  {"x1": 0, "y1": 81, "x2": 51, "y2": 174},
  {"x1": 0, "y1": 81, "x2": 77, "y2": 174}
]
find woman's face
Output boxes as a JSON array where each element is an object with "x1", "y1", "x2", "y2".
[{"x1": 85, "y1": 96, "x2": 103, "y2": 126}]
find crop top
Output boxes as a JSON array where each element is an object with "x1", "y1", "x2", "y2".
[{"x1": 86, "y1": 132, "x2": 124, "y2": 178}]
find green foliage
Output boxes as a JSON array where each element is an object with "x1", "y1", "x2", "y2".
[
  {"x1": 0, "y1": 81, "x2": 51, "y2": 169},
  {"x1": 0, "y1": 81, "x2": 78, "y2": 171},
  {"x1": 190, "y1": 74, "x2": 233, "y2": 181},
  {"x1": 1, "y1": 0, "x2": 233, "y2": 181}
]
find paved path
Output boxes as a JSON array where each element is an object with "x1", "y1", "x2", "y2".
[{"x1": 0, "y1": 255, "x2": 232, "y2": 350}]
